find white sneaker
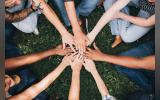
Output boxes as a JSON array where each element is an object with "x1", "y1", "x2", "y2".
[{"x1": 33, "y1": 27, "x2": 39, "y2": 35}]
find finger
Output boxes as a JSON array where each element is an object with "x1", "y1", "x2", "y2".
[
  {"x1": 87, "y1": 48, "x2": 92, "y2": 52},
  {"x1": 80, "y1": 43, "x2": 83, "y2": 54},
  {"x1": 82, "y1": 41, "x2": 86, "y2": 52},
  {"x1": 62, "y1": 42, "x2": 66, "y2": 49},
  {"x1": 93, "y1": 42, "x2": 100, "y2": 51},
  {"x1": 69, "y1": 44, "x2": 76, "y2": 52}
]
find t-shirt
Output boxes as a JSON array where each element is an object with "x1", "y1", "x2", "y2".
[{"x1": 139, "y1": 0, "x2": 155, "y2": 15}]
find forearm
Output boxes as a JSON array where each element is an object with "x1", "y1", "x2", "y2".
[
  {"x1": 9, "y1": 62, "x2": 67, "y2": 99},
  {"x1": 100, "y1": 54, "x2": 155, "y2": 70},
  {"x1": 35, "y1": 62, "x2": 67, "y2": 92},
  {"x1": 91, "y1": 70, "x2": 109, "y2": 96},
  {"x1": 69, "y1": 71, "x2": 80, "y2": 100},
  {"x1": 5, "y1": 49, "x2": 57, "y2": 69},
  {"x1": 35, "y1": 0, "x2": 68, "y2": 36},
  {"x1": 5, "y1": 8, "x2": 33, "y2": 22},
  {"x1": 89, "y1": 0, "x2": 130, "y2": 40},
  {"x1": 119, "y1": 13, "x2": 155, "y2": 27},
  {"x1": 64, "y1": 1, "x2": 82, "y2": 34}
]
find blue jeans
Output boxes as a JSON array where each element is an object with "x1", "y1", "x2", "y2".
[
  {"x1": 49, "y1": 0, "x2": 99, "y2": 27},
  {"x1": 115, "y1": 41, "x2": 155, "y2": 93},
  {"x1": 103, "y1": 0, "x2": 153, "y2": 43},
  {"x1": 5, "y1": 24, "x2": 50, "y2": 99}
]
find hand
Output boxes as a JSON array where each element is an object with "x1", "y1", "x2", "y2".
[
  {"x1": 5, "y1": 0, "x2": 20, "y2": 7},
  {"x1": 62, "y1": 33, "x2": 76, "y2": 52},
  {"x1": 61, "y1": 52, "x2": 78, "y2": 67},
  {"x1": 70, "y1": 53, "x2": 83, "y2": 71},
  {"x1": 64, "y1": 52, "x2": 83, "y2": 71},
  {"x1": 85, "y1": 43, "x2": 104, "y2": 61},
  {"x1": 74, "y1": 31, "x2": 89, "y2": 54},
  {"x1": 54, "y1": 45, "x2": 73, "y2": 56},
  {"x1": 82, "y1": 59, "x2": 96, "y2": 73}
]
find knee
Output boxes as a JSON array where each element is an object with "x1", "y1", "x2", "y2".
[
  {"x1": 86, "y1": 0, "x2": 99, "y2": 8},
  {"x1": 121, "y1": 34, "x2": 136, "y2": 43}
]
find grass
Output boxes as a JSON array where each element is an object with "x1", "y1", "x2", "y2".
[{"x1": 13, "y1": 5, "x2": 154, "y2": 100}]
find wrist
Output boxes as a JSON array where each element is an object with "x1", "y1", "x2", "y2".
[
  {"x1": 72, "y1": 70, "x2": 81, "y2": 74},
  {"x1": 73, "y1": 29, "x2": 83, "y2": 35},
  {"x1": 100, "y1": 54, "x2": 109, "y2": 62},
  {"x1": 90, "y1": 69, "x2": 98, "y2": 75}
]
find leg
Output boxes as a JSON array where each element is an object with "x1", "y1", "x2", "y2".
[
  {"x1": 76, "y1": 0, "x2": 99, "y2": 17},
  {"x1": 120, "y1": 10, "x2": 153, "y2": 43},
  {"x1": 49, "y1": 0, "x2": 71, "y2": 27},
  {"x1": 103, "y1": 0, "x2": 130, "y2": 48},
  {"x1": 12, "y1": 12, "x2": 39, "y2": 33},
  {"x1": 115, "y1": 41, "x2": 155, "y2": 92}
]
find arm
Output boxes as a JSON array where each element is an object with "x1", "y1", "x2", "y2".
[
  {"x1": 91, "y1": 70, "x2": 109, "y2": 96},
  {"x1": 87, "y1": 0, "x2": 130, "y2": 45},
  {"x1": 117, "y1": 12, "x2": 155, "y2": 27},
  {"x1": 5, "y1": 45, "x2": 71, "y2": 69},
  {"x1": 8, "y1": 60, "x2": 68, "y2": 100},
  {"x1": 85, "y1": 43, "x2": 155, "y2": 70},
  {"x1": 68, "y1": 53, "x2": 83, "y2": 100},
  {"x1": 64, "y1": 0, "x2": 88, "y2": 53},
  {"x1": 101, "y1": 55, "x2": 155, "y2": 70},
  {"x1": 5, "y1": 8, "x2": 33, "y2": 22},
  {"x1": 33, "y1": 0, "x2": 75, "y2": 50},
  {"x1": 64, "y1": 0, "x2": 81, "y2": 34},
  {"x1": 82, "y1": 59, "x2": 109, "y2": 97},
  {"x1": 68, "y1": 66, "x2": 81, "y2": 100}
]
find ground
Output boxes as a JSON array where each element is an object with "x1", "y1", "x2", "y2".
[{"x1": 13, "y1": 5, "x2": 154, "y2": 100}]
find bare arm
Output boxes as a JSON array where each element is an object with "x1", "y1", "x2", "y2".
[
  {"x1": 68, "y1": 69, "x2": 81, "y2": 100},
  {"x1": 68, "y1": 54, "x2": 82, "y2": 100},
  {"x1": 91, "y1": 69, "x2": 109, "y2": 96},
  {"x1": 5, "y1": 8, "x2": 33, "y2": 22},
  {"x1": 117, "y1": 12, "x2": 155, "y2": 27},
  {"x1": 87, "y1": 0, "x2": 130, "y2": 45},
  {"x1": 64, "y1": 0, "x2": 88, "y2": 53},
  {"x1": 83, "y1": 59, "x2": 109, "y2": 97},
  {"x1": 64, "y1": 0, "x2": 81, "y2": 34},
  {"x1": 85, "y1": 44, "x2": 155, "y2": 70},
  {"x1": 33, "y1": 0, "x2": 75, "y2": 51},
  {"x1": 101, "y1": 55, "x2": 155, "y2": 70},
  {"x1": 34, "y1": 0, "x2": 68, "y2": 36},
  {"x1": 8, "y1": 61, "x2": 68, "y2": 100},
  {"x1": 5, "y1": 45, "x2": 71, "y2": 69}
]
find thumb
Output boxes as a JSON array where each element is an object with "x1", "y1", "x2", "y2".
[
  {"x1": 93, "y1": 42, "x2": 100, "y2": 51},
  {"x1": 63, "y1": 42, "x2": 66, "y2": 49}
]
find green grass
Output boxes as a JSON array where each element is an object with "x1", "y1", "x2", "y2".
[{"x1": 13, "y1": 6, "x2": 153, "y2": 100}]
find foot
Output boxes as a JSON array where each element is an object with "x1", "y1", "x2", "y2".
[
  {"x1": 33, "y1": 27, "x2": 39, "y2": 35},
  {"x1": 111, "y1": 36, "x2": 122, "y2": 48}
]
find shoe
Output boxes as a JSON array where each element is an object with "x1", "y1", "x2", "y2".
[
  {"x1": 33, "y1": 27, "x2": 39, "y2": 35},
  {"x1": 103, "y1": 95, "x2": 116, "y2": 100},
  {"x1": 11, "y1": 75, "x2": 21, "y2": 85},
  {"x1": 111, "y1": 35, "x2": 122, "y2": 48},
  {"x1": 79, "y1": 16, "x2": 89, "y2": 34}
]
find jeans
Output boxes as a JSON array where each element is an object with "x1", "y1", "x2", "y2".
[
  {"x1": 5, "y1": 24, "x2": 50, "y2": 99},
  {"x1": 49, "y1": 0, "x2": 99, "y2": 27},
  {"x1": 6, "y1": 0, "x2": 38, "y2": 33},
  {"x1": 103, "y1": 0, "x2": 153, "y2": 43},
  {"x1": 115, "y1": 41, "x2": 155, "y2": 93}
]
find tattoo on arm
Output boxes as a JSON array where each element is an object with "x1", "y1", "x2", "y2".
[{"x1": 5, "y1": 8, "x2": 33, "y2": 23}]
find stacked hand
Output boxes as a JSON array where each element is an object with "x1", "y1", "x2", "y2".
[{"x1": 61, "y1": 42, "x2": 104, "y2": 72}]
